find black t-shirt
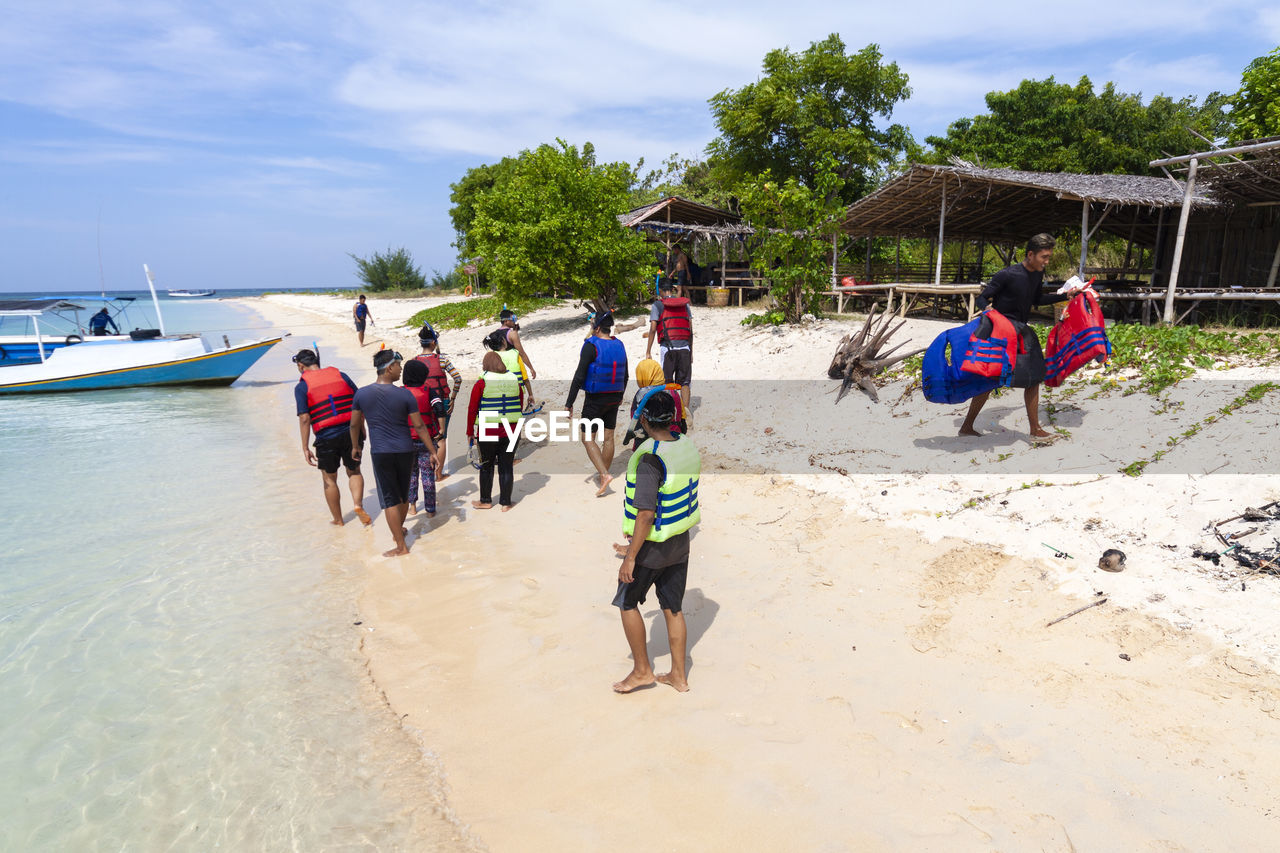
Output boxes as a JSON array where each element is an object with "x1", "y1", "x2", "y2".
[
  {"x1": 632, "y1": 453, "x2": 690, "y2": 568},
  {"x1": 977, "y1": 263, "x2": 1069, "y2": 323}
]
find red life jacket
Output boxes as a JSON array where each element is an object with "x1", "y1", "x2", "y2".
[
  {"x1": 301, "y1": 367, "x2": 354, "y2": 434},
  {"x1": 405, "y1": 385, "x2": 440, "y2": 441},
  {"x1": 414, "y1": 353, "x2": 451, "y2": 400},
  {"x1": 657, "y1": 297, "x2": 692, "y2": 344},
  {"x1": 959, "y1": 309, "x2": 1022, "y2": 379},
  {"x1": 1045, "y1": 290, "x2": 1111, "y2": 387}
]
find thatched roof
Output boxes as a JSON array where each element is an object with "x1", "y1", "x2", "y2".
[
  {"x1": 1196, "y1": 138, "x2": 1280, "y2": 206},
  {"x1": 840, "y1": 161, "x2": 1216, "y2": 245},
  {"x1": 619, "y1": 195, "x2": 751, "y2": 244}
]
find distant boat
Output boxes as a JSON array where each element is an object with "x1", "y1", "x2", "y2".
[
  {"x1": 168, "y1": 289, "x2": 217, "y2": 297},
  {"x1": 0, "y1": 267, "x2": 282, "y2": 394}
]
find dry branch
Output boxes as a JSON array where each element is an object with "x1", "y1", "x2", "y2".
[{"x1": 828, "y1": 302, "x2": 925, "y2": 403}]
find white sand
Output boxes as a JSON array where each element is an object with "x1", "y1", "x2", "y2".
[{"x1": 244, "y1": 291, "x2": 1280, "y2": 850}]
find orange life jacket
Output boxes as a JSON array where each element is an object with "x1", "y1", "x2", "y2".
[
  {"x1": 414, "y1": 353, "x2": 451, "y2": 400},
  {"x1": 959, "y1": 309, "x2": 1022, "y2": 380},
  {"x1": 301, "y1": 367, "x2": 354, "y2": 433}
]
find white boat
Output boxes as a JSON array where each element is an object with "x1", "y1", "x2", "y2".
[
  {"x1": 167, "y1": 289, "x2": 217, "y2": 297},
  {"x1": 0, "y1": 267, "x2": 283, "y2": 394}
]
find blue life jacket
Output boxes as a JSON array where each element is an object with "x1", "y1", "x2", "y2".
[
  {"x1": 583, "y1": 336, "x2": 627, "y2": 395},
  {"x1": 922, "y1": 317, "x2": 1005, "y2": 405}
]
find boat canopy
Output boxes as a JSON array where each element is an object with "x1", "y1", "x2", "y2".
[{"x1": 0, "y1": 299, "x2": 86, "y2": 317}]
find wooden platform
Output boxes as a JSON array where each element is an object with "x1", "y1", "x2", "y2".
[{"x1": 823, "y1": 283, "x2": 981, "y2": 320}]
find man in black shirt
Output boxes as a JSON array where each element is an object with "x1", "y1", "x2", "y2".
[{"x1": 960, "y1": 233, "x2": 1075, "y2": 438}]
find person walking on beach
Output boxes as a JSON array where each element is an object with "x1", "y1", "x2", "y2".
[
  {"x1": 494, "y1": 309, "x2": 538, "y2": 412},
  {"x1": 293, "y1": 348, "x2": 373, "y2": 527},
  {"x1": 88, "y1": 307, "x2": 119, "y2": 336},
  {"x1": 414, "y1": 324, "x2": 462, "y2": 476},
  {"x1": 645, "y1": 280, "x2": 693, "y2": 425},
  {"x1": 566, "y1": 311, "x2": 628, "y2": 497},
  {"x1": 353, "y1": 295, "x2": 374, "y2": 347},
  {"x1": 627, "y1": 358, "x2": 685, "y2": 449},
  {"x1": 401, "y1": 359, "x2": 441, "y2": 518},
  {"x1": 611, "y1": 391, "x2": 701, "y2": 694},
  {"x1": 959, "y1": 233, "x2": 1078, "y2": 439},
  {"x1": 466, "y1": 351, "x2": 522, "y2": 511},
  {"x1": 349, "y1": 349, "x2": 440, "y2": 557}
]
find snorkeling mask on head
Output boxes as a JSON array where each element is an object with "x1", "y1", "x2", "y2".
[{"x1": 623, "y1": 385, "x2": 676, "y2": 444}]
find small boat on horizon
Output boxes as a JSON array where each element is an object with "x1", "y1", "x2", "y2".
[
  {"x1": 0, "y1": 267, "x2": 282, "y2": 394},
  {"x1": 167, "y1": 289, "x2": 217, "y2": 297}
]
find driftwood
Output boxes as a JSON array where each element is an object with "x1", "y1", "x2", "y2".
[
  {"x1": 1046, "y1": 597, "x2": 1108, "y2": 627},
  {"x1": 827, "y1": 302, "x2": 925, "y2": 403}
]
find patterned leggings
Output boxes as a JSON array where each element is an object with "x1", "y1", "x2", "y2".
[{"x1": 408, "y1": 445, "x2": 436, "y2": 514}]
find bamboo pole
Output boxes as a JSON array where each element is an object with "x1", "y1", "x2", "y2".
[
  {"x1": 1163, "y1": 158, "x2": 1198, "y2": 324},
  {"x1": 831, "y1": 232, "x2": 838, "y2": 289},
  {"x1": 934, "y1": 182, "x2": 946, "y2": 286},
  {"x1": 1266, "y1": 234, "x2": 1280, "y2": 289},
  {"x1": 1079, "y1": 200, "x2": 1090, "y2": 276}
]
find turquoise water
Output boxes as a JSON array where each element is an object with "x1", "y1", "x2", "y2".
[{"x1": 0, "y1": 300, "x2": 465, "y2": 850}]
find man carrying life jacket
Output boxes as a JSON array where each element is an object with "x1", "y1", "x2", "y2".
[
  {"x1": 293, "y1": 348, "x2": 372, "y2": 527},
  {"x1": 611, "y1": 390, "x2": 700, "y2": 694},
  {"x1": 959, "y1": 233, "x2": 1079, "y2": 439},
  {"x1": 645, "y1": 280, "x2": 693, "y2": 425},
  {"x1": 565, "y1": 311, "x2": 629, "y2": 497},
  {"x1": 414, "y1": 324, "x2": 462, "y2": 476}
]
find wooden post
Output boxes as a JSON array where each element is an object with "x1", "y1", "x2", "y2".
[
  {"x1": 1266, "y1": 233, "x2": 1280, "y2": 289},
  {"x1": 1079, "y1": 200, "x2": 1090, "y2": 276},
  {"x1": 1163, "y1": 158, "x2": 1198, "y2": 324},
  {"x1": 864, "y1": 235, "x2": 872, "y2": 282},
  {"x1": 894, "y1": 235, "x2": 901, "y2": 282},
  {"x1": 831, "y1": 232, "x2": 838, "y2": 289},
  {"x1": 1151, "y1": 209, "x2": 1166, "y2": 287},
  {"x1": 934, "y1": 182, "x2": 946, "y2": 286}
]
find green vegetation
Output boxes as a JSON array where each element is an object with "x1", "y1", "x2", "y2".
[
  {"x1": 707, "y1": 35, "x2": 914, "y2": 204},
  {"x1": 1121, "y1": 383, "x2": 1277, "y2": 477},
  {"x1": 350, "y1": 247, "x2": 427, "y2": 292},
  {"x1": 1104, "y1": 324, "x2": 1280, "y2": 394},
  {"x1": 1230, "y1": 47, "x2": 1280, "y2": 143},
  {"x1": 454, "y1": 140, "x2": 655, "y2": 305},
  {"x1": 741, "y1": 309, "x2": 788, "y2": 327},
  {"x1": 404, "y1": 295, "x2": 561, "y2": 331}
]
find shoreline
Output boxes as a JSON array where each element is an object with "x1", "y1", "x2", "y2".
[{"x1": 237, "y1": 292, "x2": 1280, "y2": 849}]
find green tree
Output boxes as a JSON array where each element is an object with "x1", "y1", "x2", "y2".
[
  {"x1": 706, "y1": 35, "x2": 914, "y2": 204},
  {"x1": 449, "y1": 157, "x2": 517, "y2": 258},
  {"x1": 1230, "y1": 47, "x2": 1280, "y2": 143},
  {"x1": 737, "y1": 157, "x2": 846, "y2": 322},
  {"x1": 349, "y1": 247, "x2": 426, "y2": 292},
  {"x1": 634, "y1": 154, "x2": 736, "y2": 210},
  {"x1": 926, "y1": 76, "x2": 1228, "y2": 174},
  {"x1": 465, "y1": 140, "x2": 655, "y2": 304}
]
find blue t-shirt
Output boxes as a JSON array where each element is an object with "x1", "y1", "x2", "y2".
[
  {"x1": 294, "y1": 371, "x2": 358, "y2": 442},
  {"x1": 353, "y1": 383, "x2": 417, "y2": 453}
]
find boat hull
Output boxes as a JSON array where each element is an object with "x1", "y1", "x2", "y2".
[{"x1": 0, "y1": 336, "x2": 283, "y2": 394}]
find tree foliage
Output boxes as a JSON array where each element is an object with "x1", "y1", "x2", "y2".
[
  {"x1": 463, "y1": 140, "x2": 655, "y2": 304},
  {"x1": 349, "y1": 247, "x2": 426, "y2": 292},
  {"x1": 706, "y1": 35, "x2": 914, "y2": 204},
  {"x1": 737, "y1": 157, "x2": 846, "y2": 322},
  {"x1": 449, "y1": 157, "x2": 517, "y2": 258},
  {"x1": 634, "y1": 154, "x2": 736, "y2": 210},
  {"x1": 925, "y1": 76, "x2": 1229, "y2": 174},
  {"x1": 1229, "y1": 47, "x2": 1280, "y2": 143}
]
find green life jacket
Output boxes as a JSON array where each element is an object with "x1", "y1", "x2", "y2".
[
  {"x1": 477, "y1": 370, "x2": 522, "y2": 428},
  {"x1": 498, "y1": 349, "x2": 524, "y2": 381},
  {"x1": 623, "y1": 435, "x2": 701, "y2": 542}
]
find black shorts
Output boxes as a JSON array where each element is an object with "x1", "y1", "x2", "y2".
[
  {"x1": 370, "y1": 451, "x2": 414, "y2": 508},
  {"x1": 1009, "y1": 322, "x2": 1047, "y2": 388},
  {"x1": 662, "y1": 348, "x2": 691, "y2": 386},
  {"x1": 581, "y1": 392, "x2": 623, "y2": 430},
  {"x1": 354, "y1": 319, "x2": 367, "y2": 332},
  {"x1": 612, "y1": 559, "x2": 688, "y2": 613},
  {"x1": 315, "y1": 432, "x2": 361, "y2": 474}
]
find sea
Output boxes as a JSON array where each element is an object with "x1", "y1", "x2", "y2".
[{"x1": 0, "y1": 291, "x2": 466, "y2": 851}]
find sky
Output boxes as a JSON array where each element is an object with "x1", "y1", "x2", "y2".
[{"x1": 1, "y1": 0, "x2": 1277, "y2": 293}]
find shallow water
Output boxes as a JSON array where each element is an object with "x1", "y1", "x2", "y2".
[{"x1": 0, "y1": 301, "x2": 466, "y2": 850}]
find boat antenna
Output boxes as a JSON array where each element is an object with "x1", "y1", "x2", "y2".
[
  {"x1": 142, "y1": 264, "x2": 167, "y2": 335},
  {"x1": 97, "y1": 205, "x2": 106, "y2": 299}
]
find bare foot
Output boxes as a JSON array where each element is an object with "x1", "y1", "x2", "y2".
[
  {"x1": 408, "y1": 503, "x2": 417, "y2": 516},
  {"x1": 353, "y1": 507, "x2": 373, "y2": 526},
  {"x1": 382, "y1": 546, "x2": 410, "y2": 557},
  {"x1": 612, "y1": 671, "x2": 656, "y2": 693},
  {"x1": 655, "y1": 672, "x2": 690, "y2": 693},
  {"x1": 425, "y1": 511, "x2": 435, "y2": 518},
  {"x1": 595, "y1": 473, "x2": 614, "y2": 497},
  {"x1": 437, "y1": 472, "x2": 450, "y2": 481},
  {"x1": 1030, "y1": 427, "x2": 1051, "y2": 438},
  {"x1": 472, "y1": 501, "x2": 493, "y2": 510},
  {"x1": 330, "y1": 518, "x2": 344, "y2": 527},
  {"x1": 958, "y1": 425, "x2": 981, "y2": 437},
  {"x1": 500, "y1": 503, "x2": 513, "y2": 512}
]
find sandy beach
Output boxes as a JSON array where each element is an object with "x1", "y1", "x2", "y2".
[{"x1": 245, "y1": 291, "x2": 1280, "y2": 850}]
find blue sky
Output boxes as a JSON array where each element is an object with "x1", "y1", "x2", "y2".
[{"x1": 1, "y1": 0, "x2": 1276, "y2": 293}]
